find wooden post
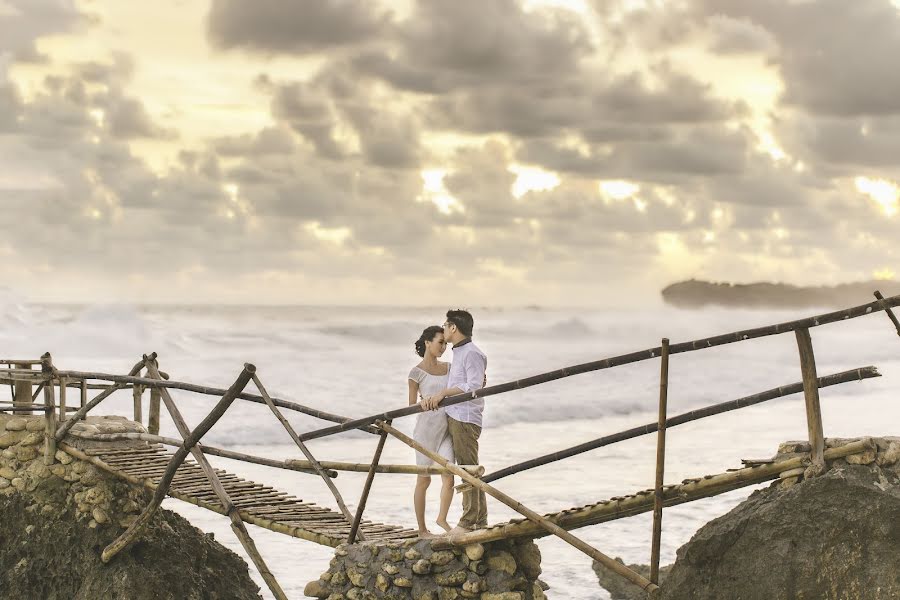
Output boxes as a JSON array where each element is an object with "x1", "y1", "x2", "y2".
[
  {"x1": 102, "y1": 363, "x2": 255, "y2": 562},
  {"x1": 13, "y1": 362, "x2": 33, "y2": 415},
  {"x1": 148, "y1": 386, "x2": 161, "y2": 435},
  {"x1": 795, "y1": 328, "x2": 825, "y2": 476},
  {"x1": 41, "y1": 354, "x2": 57, "y2": 465},
  {"x1": 80, "y1": 378, "x2": 87, "y2": 408},
  {"x1": 250, "y1": 373, "x2": 362, "y2": 539},
  {"x1": 132, "y1": 383, "x2": 143, "y2": 424},
  {"x1": 348, "y1": 424, "x2": 390, "y2": 543},
  {"x1": 58, "y1": 376, "x2": 67, "y2": 421},
  {"x1": 378, "y1": 420, "x2": 659, "y2": 596},
  {"x1": 650, "y1": 338, "x2": 669, "y2": 585},
  {"x1": 874, "y1": 290, "x2": 900, "y2": 336}
]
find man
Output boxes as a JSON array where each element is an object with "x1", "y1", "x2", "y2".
[{"x1": 422, "y1": 309, "x2": 488, "y2": 535}]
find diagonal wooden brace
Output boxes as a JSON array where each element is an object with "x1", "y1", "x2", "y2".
[{"x1": 874, "y1": 290, "x2": 900, "y2": 337}]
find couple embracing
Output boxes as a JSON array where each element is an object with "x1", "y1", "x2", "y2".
[{"x1": 407, "y1": 309, "x2": 487, "y2": 538}]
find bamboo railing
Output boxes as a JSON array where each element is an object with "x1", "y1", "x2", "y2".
[{"x1": 3, "y1": 290, "x2": 898, "y2": 599}]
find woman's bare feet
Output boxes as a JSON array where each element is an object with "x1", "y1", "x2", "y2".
[
  {"x1": 418, "y1": 530, "x2": 441, "y2": 539},
  {"x1": 436, "y1": 519, "x2": 451, "y2": 533}
]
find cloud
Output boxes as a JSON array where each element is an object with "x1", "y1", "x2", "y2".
[{"x1": 207, "y1": 0, "x2": 392, "y2": 54}]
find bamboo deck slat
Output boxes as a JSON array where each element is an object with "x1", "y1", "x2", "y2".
[{"x1": 65, "y1": 443, "x2": 419, "y2": 546}]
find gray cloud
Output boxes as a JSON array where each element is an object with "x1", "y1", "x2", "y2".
[{"x1": 207, "y1": 0, "x2": 392, "y2": 54}]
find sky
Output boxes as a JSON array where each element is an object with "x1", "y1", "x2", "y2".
[{"x1": 1, "y1": 0, "x2": 899, "y2": 306}]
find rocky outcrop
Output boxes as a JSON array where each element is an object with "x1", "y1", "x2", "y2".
[
  {"x1": 305, "y1": 537, "x2": 548, "y2": 600},
  {"x1": 0, "y1": 413, "x2": 262, "y2": 600},
  {"x1": 595, "y1": 436, "x2": 900, "y2": 600},
  {"x1": 661, "y1": 279, "x2": 900, "y2": 309}
]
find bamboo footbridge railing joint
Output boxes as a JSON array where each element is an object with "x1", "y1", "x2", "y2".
[{"x1": 3, "y1": 290, "x2": 899, "y2": 598}]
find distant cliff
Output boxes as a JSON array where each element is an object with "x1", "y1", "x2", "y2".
[{"x1": 661, "y1": 279, "x2": 900, "y2": 309}]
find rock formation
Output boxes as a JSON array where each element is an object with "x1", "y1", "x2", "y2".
[
  {"x1": 0, "y1": 413, "x2": 262, "y2": 600},
  {"x1": 661, "y1": 279, "x2": 900, "y2": 309},
  {"x1": 594, "y1": 437, "x2": 900, "y2": 600}
]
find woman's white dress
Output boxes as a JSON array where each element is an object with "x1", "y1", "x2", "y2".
[{"x1": 409, "y1": 365, "x2": 454, "y2": 467}]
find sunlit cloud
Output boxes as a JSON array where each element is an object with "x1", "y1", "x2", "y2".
[
  {"x1": 509, "y1": 164, "x2": 560, "y2": 199},
  {"x1": 855, "y1": 176, "x2": 899, "y2": 217},
  {"x1": 418, "y1": 169, "x2": 464, "y2": 215},
  {"x1": 874, "y1": 267, "x2": 896, "y2": 281},
  {"x1": 305, "y1": 222, "x2": 351, "y2": 245},
  {"x1": 599, "y1": 180, "x2": 639, "y2": 200}
]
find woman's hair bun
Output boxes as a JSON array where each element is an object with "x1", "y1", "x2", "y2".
[{"x1": 415, "y1": 325, "x2": 444, "y2": 357}]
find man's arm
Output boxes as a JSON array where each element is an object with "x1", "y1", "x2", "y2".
[{"x1": 423, "y1": 352, "x2": 486, "y2": 410}]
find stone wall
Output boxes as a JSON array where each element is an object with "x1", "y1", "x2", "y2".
[
  {"x1": 304, "y1": 537, "x2": 548, "y2": 600},
  {"x1": 0, "y1": 414, "x2": 149, "y2": 528}
]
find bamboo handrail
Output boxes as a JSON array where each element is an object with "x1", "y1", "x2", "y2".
[
  {"x1": 479, "y1": 366, "x2": 878, "y2": 484},
  {"x1": 297, "y1": 294, "x2": 900, "y2": 443},
  {"x1": 379, "y1": 420, "x2": 658, "y2": 595},
  {"x1": 54, "y1": 369, "x2": 379, "y2": 435},
  {"x1": 250, "y1": 373, "x2": 361, "y2": 538},
  {"x1": 101, "y1": 364, "x2": 256, "y2": 562}
]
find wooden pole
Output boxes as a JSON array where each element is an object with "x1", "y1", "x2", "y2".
[
  {"x1": 55, "y1": 359, "x2": 146, "y2": 441},
  {"x1": 348, "y1": 425, "x2": 390, "y2": 543},
  {"x1": 132, "y1": 383, "x2": 143, "y2": 424},
  {"x1": 795, "y1": 328, "x2": 825, "y2": 476},
  {"x1": 377, "y1": 420, "x2": 659, "y2": 596},
  {"x1": 481, "y1": 365, "x2": 878, "y2": 484},
  {"x1": 80, "y1": 378, "x2": 87, "y2": 408},
  {"x1": 13, "y1": 362, "x2": 33, "y2": 415},
  {"x1": 101, "y1": 363, "x2": 255, "y2": 563},
  {"x1": 298, "y1": 294, "x2": 900, "y2": 443},
  {"x1": 41, "y1": 353, "x2": 57, "y2": 465},
  {"x1": 58, "y1": 376, "x2": 67, "y2": 421},
  {"x1": 650, "y1": 338, "x2": 669, "y2": 584},
  {"x1": 250, "y1": 374, "x2": 362, "y2": 539},
  {"x1": 148, "y1": 386, "x2": 161, "y2": 435},
  {"x1": 874, "y1": 290, "x2": 900, "y2": 336}
]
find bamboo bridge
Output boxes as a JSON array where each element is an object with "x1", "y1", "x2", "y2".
[{"x1": 3, "y1": 290, "x2": 900, "y2": 599}]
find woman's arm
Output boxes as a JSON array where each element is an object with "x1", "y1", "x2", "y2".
[{"x1": 408, "y1": 379, "x2": 420, "y2": 407}]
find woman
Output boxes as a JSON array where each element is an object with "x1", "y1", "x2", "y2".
[{"x1": 408, "y1": 325, "x2": 454, "y2": 538}]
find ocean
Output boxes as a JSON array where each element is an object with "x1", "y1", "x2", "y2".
[{"x1": 2, "y1": 293, "x2": 898, "y2": 599}]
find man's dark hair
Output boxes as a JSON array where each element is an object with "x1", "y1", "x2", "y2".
[{"x1": 446, "y1": 309, "x2": 474, "y2": 337}]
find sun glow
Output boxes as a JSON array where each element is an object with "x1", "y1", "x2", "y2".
[
  {"x1": 874, "y1": 267, "x2": 896, "y2": 281},
  {"x1": 855, "y1": 176, "x2": 899, "y2": 217}
]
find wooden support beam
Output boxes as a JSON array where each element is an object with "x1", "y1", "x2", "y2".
[
  {"x1": 251, "y1": 373, "x2": 361, "y2": 539},
  {"x1": 80, "y1": 378, "x2": 87, "y2": 408},
  {"x1": 440, "y1": 439, "x2": 875, "y2": 547},
  {"x1": 650, "y1": 338, "x2": 669, "y2": 584},
  {"x1": 132, "y1": 382, "x2": 143, "y2": 424},
  {"x1": 13, "y1": 362, "x2": 34, "y2": 415},
  {"x1": 795, "y1": 328, "x2": 825, "y2": 476},
  {"x1": 101, "y1": 363, "x2": 255, "y2": 563},
  {"x1": 378, "y1": 420, "x2": 659, "y2": 596},
  {"x1": 348, "y1": 426, "x2": 389, "y2": 543}
]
